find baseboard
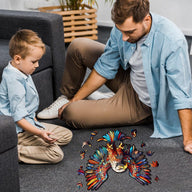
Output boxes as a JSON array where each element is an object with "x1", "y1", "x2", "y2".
[
  {"x1": 182, "y1": 28, "x2": 192, "y2": 36},
  {"x1": 97, "y1": 20, "x2": 114, "y2": 27}
]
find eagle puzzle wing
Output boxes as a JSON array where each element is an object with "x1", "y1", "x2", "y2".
[
  {"x1": 124, "y1": 144, "x2": 151, "y2": 185},
  {"x1": 85, "y1": 146, "x2": 111, "y2": 190}
]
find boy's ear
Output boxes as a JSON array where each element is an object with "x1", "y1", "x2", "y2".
[{"x1": 13, "y1": 55, "x2": 22, "y2": 65}]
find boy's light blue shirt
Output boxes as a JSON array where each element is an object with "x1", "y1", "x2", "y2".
[
  {"x1": 0, "y1": 62, "x2": 44, "y2": 133},
  {"x1": 94, "y1": 13, "x2": 192, "y2": 138}
]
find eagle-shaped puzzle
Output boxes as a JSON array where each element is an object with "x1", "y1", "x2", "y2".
[{"x1": 85, "y1": 130, "x2": 151, "y2": 190}]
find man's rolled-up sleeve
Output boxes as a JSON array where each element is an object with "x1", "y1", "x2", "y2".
[
  {"x1": 166, "y1": 39, "x2": 192, "y2": 110},
  {"x1": 94, "y1": 27, "x2": 121, "y2": 79}
]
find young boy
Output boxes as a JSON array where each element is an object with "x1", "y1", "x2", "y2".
[{"x1": 0, "y1": 29, "x2": 73, "y2": 164}]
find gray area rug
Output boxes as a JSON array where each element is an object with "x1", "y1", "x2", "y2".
[
  {"x1": 19, "y1": 121, "x2": 192, "y2": 192},
  {"x1": 19, "y1": 26, "x2": 192, "y2": 192}
]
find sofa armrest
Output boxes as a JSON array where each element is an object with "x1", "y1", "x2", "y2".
[
  {"x1": 0, "y1": 115, "x2": 17, "y2": 153},
  {"x1": 0, "y1": 115, "x2": 20, "y2": 192},
  {"x1": 0, "y1": 9, "x2": 65, "y2": 98}
]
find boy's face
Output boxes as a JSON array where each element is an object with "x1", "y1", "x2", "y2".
[{"x1": 14, "y1": 46, "x2": 44, "y2": 75}]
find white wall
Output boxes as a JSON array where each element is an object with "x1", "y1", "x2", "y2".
[
  {"x1": 150, "y1": 0, "x2": 192, "y2": 36},
  {"x1": 95, "y1": 1, "x2": 114, "y2": 27},
  {"x1": 0, "y1": 0, "x2": 11, "y2": 9},
  {"x1": 96, "y1": 0, "x2": 192, "y2": 36},
  {"x1": 1, "y1": 0, "x2": 192, "y2": 35},
  {"x1": 6, "y1": 0, "x2": 58, "y2": 10}
]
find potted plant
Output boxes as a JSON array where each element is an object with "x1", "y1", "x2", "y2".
[
  {"x1": 38, "y1": 0, "x2": 114, "y2": 43},
  {"x1": 59, "y1": 0, "x2": 96, "y2": 11}
]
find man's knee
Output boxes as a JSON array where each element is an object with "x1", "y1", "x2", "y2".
[
  {"x1": 61, "y1": 102, "x2": 87, "y2": 129},
  {"x1": 62, "y1": 103, "x2": 78, "y2": 124},
  {"x1": 67, "y1": 38, "x2": 92, "y2": 57}
]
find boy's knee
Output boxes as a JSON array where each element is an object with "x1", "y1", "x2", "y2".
[
  {"x1": 58, "y1": 129, "x2": 73, "y2": 145},
  {"x1": 66, "y1": 129, "x2": 73, "y2": 143},
  {"x1": 49, "y1": 145, "x2": 64, "y2": 164}
]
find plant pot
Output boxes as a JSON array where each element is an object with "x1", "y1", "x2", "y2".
[{"x1": 38, "y1": 4, "x2": 98, "y2": 43}]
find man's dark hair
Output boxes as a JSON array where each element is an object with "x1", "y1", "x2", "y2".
[{"x1": 111, "y1": 0, "x2": 150, "y2": 24}]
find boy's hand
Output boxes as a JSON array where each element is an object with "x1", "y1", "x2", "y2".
[{"x1": 39, "y1": 130, "x2": 57, "y2": 144}]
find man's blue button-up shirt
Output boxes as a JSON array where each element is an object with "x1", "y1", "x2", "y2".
[{"x1": 94, "y1": 13, "x2": 192, "y2": 138}]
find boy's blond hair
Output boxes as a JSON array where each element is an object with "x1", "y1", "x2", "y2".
[{"x1": 9, "y1": 29, "x2": 45, "y2": 59}]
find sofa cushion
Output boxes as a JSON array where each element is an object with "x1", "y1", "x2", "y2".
[
  {"x1": 35, "y1": 44, "x2": 52, "y2": 74},
  {"x1": 0, "y1": 40, "x2": 11, "y2": 79},
  {"x1": 0, "y1": 115, "x2": 17, "y2": 153},
  {"x1": 32, "y1": 68, "x2": 54, "y2": 111}
]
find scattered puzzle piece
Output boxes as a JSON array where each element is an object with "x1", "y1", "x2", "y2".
[
  {"x1": 131, "y1": 129, "x2": 137, "y2": 137},
  {"x1": 141, "y1": 141, "x2": 146, "y2": 147},
  {"x1": 80, "y1": 150, "x2": 85, "y2": 159},
  {"x1": 151, "y1": 161, "x2": 159, "y2": 167},
  {"x1": 146, "y1": 150, "x2": 154, "y2": 156},
  {"x1": 155, "y1": 176, "x2": 159, "y2": 182},
  {"x1": 76, "y1": 182, "x2": 83, "y2": 189},
  {"x1": 78, "y1": 166, "x2": 85, "y2": 176},
  {"x1": 90, "y1": 130, "x2": 98, "y2": 140},
  {"x1": 82, "y1": 141, "x2": 92, "y2": 148}
]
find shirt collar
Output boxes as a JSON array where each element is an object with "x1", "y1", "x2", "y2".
[
  {"x1": 143, "y1": 12, "x2": 157, "y2": 47},
  {"x1": 8, "y1": 61, "x2": 28, "y2": 80}
]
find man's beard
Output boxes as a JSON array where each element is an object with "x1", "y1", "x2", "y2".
[{"x1": 127, "y1": 25, "x2": 147, "y2": 43}]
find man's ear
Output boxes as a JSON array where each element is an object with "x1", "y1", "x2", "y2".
[
  {"x1": 144, "y1": 14, "x2": 151, "y2": 22},
  {"x1": 143, "y1": 14, "x2": 151, "y2": 30},
  {"x1": 13, "y1": 55, "x2": 22, "y2": 65}
]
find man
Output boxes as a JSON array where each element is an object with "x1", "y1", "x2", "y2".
[{"x1": 38, "y1": 0, "x2": 192, "y2": 154}]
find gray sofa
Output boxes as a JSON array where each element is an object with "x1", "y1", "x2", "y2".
[
  {"x1": 186, "y1": 35, "x2": 192, "y2": 74},
  {"x1": 0, "y1": 9, "x2": 66, "y2": 192}
]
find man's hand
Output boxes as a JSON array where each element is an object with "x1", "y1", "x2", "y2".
[
  {"x1": 178, "y1": 109, "x2": 192, "y2": 154},
  {"x1": 184, "y1": 140, "x2": 192, "y2": 154},
  {"x1": 58, "y1": 101, "x2": 72, "y2": 119}
]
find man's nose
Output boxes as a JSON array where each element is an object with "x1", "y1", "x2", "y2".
[{"x1": 122, "y1": 33, "x2": 129, "y2": 41}]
